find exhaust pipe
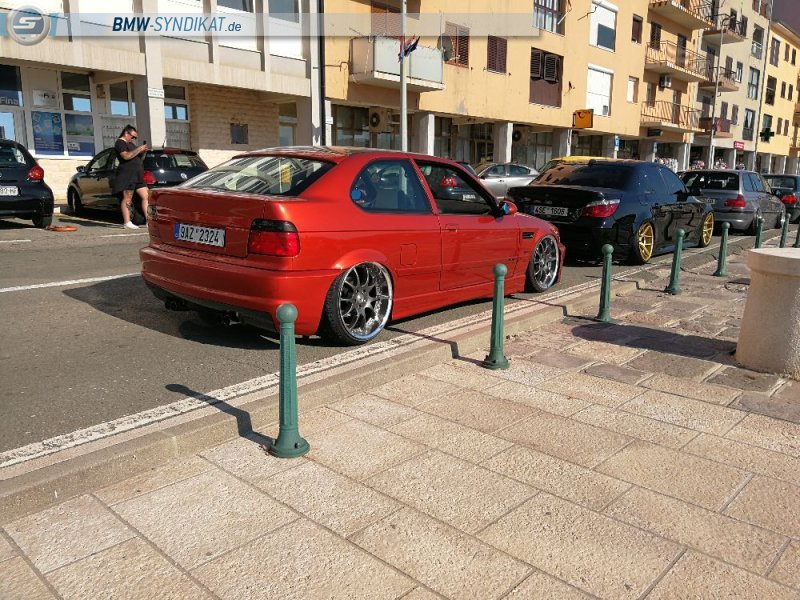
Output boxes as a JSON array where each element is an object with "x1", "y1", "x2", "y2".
[
  {"x1": 220, "y1": 312, "x2": 242, "y2": 326},
  {"x1": 165, "y1": 298, "x2": 188, "y2": 311}
]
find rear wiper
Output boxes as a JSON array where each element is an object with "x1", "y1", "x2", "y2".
[{"x1": 0, "y1": 164, "x2": 26, "y2": 168}]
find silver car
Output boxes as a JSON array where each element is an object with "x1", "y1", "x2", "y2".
[
  {"x1": 476, "y1": 163, "x2": 538, "y2": 198},
  {"x1": 680, "y1": 170, "x2": 786, "y2": 233}
]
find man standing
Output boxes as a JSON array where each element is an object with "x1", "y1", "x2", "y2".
[{"x1": 113, "y1": 125, "x2": 149, "y2": 229}]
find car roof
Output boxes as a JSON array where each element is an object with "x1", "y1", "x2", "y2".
[{"x1": 230, "y1": 146, "x2": 472, "y2": 168}]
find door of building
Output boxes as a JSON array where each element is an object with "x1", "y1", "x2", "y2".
[{"x1": 0, "y1": 110, "x2": 27, "y2": 145}]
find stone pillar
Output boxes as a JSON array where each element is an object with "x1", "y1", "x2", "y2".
[
  {"x1": 302, "y1": 0, "x2": 320, "y2": 145},
  {"x1": 493, "y1": 122, "x2": 512, "y2": 163},
  {"x1": 602, "y1": 135, "x2": 618, "y2": 159},
  {"x1": 700, "y1": 145, "x2": 713, "y2": 168},
  {"x1": 204, "y1": 0, "x2": 220, "y2": 64},
  {"x1": 296, "y1": 97, "x2": 321, "y2": 146},
  {"x1": 132, "y1": 0, "x2": 166, "y2": 147},
  {"x1": 744, "y1": 151, "x2": 756, "y2": 171},
  {"x1": 324, "y1": 99, "x2": 333, "y2": 145},
  {"x1": 643, "y1": 140, "x2": 657, "y2": 162},
  {"x1": 677, "y1": 143, "x2": 691, "y2": 171},
  {"x1": 722, "y1": 148, "x2": 736, "y2": 170},
  {"x1": 788, "y1": 156, "x2": 799, "y2": 175},
  {"x1": 774, "y1": 155, "x2": 787, "y2": 174},
  {"x1": 759, "y1": 153, "x2": 772, "y2": 173},
  {"x1": 411, "y1": 112, "x2": 435, "y2": 156},
  {"x1": 552, "y1": 128, "x2": 571, "y2": 157}
]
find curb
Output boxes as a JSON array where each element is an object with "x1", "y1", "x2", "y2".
[{"x1": 0, "y1": 231, "x2": 780, "y2": 523}]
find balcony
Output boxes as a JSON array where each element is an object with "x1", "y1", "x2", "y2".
[
  {"x1": 648, "y1": 0, "x2": 713, "y2": 30},
  {"x1": 349, "y1": 36, "x2": 444, "y2": 92},
  {"x1": 743, "y1": 127, "x2": 754, "y2": 141},
  {"x1": 645, "y1": 41, "x2": 709, "y2": 82},
  {"x1": 641, "y1": 100, "x2": 702, "y2": 132},
  {"x1": 698, "y1": 116, "x2": 733, "y2": 137},
  {"x1": 752, "y1": 41, "x2": 763, "y2": 60},
  {"x1": 699, "y1": 67, "x2": 739, "y2": 92},
  {"x1": 703, "y1": 16, "x2": 746, "y2": 45}
]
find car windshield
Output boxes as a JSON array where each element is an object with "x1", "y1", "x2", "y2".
[
  {"x1": 681, "y1": 171, "x2": 739, "y2": 191},
  {"x1": 765, "y1": 175, "x2": 797, "y2": 190},
  {"x1": 535, "y1": 164, "x2": 633, "y2": 189},
  {"x1": 183, "y1": 155, "x2": 334, "y2": 196},
  {"x1": 144, "y1": 152, "x2": 207, "y2": 170},
  {"x1": 0, "y1": 145, "x2": 28, "y2": 167}
]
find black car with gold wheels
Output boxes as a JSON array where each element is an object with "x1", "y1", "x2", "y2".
[{"x1": 508, "y1": 160, "x2": 714, "y2": 264}]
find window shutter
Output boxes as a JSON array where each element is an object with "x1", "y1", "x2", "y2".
[
  {"x1": 731, "y1": 104, "x2": 739, "y2": 124},
  {"x1": 632, "y1": 16, "x2": 642, "y2": 42},
  {"x1": 498, "y1": 38, "x2": 507, "y2": 73},
  {"x1": 487, "y1": 36, "x2": 506, "y2": 72},
  {"x1": 530, "y1": 48, "x2": 543, "y2": 79},
  {"x1": 457, "y1": 26, "x2": 469, "y2": 65},
  {"x1": 543, "y1": 54, "x2": 560, "y2": 82}
]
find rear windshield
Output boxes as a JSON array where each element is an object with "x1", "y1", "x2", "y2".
[
  {"x1": 681, "y1": 171, "x2": 739, "y2": 191},
  {"x1": 535, "y1": 164, "x2": 633, "y2": 189},
  {"x1": 764, "y1": 175, "x2": 798, "y2": 190},
  {"x1": 183, "y1": 155, "x2": 334, "y2": 196},
  {"x1": 144, "y1": 152, "x2": 207, "y2": 170},
  {"x1": 0, "y1": 145, "x2": 29, "y2": 167}
]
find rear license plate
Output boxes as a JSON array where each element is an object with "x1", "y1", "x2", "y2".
[
  {"x1": 174, "y1": 223, "x2": 225, "y2": 247},
  {"x1": 530, "y1": 205, "x2": 568, "y2": 217},
  {"x1": 462, "y1": 193, "x2": 476, "y2": 200},
  {"x1": 0, "y1": 186, "x2": 19, "y2": 196}
]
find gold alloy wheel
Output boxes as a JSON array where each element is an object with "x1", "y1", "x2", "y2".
[
  {"x1": 702, "y1": 213, "x2": 714, "y2": 246},
  {"x1": 638, "y1": 222, "x2": 654, "y2": 262}
]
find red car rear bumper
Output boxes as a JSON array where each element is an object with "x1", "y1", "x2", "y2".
[{"x1": 140, "y1": 245, "x2": 336, "y2": 336}]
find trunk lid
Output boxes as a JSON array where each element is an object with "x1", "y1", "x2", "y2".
[
  {"x1": 508, "y1": 184, "x2": 616, "y2": 223},
  {"x1": 0, "y1": 164, "x2": 31, "y2": 186},
  {"x1": 690, "y1": 189, "x2": 745, "y2": 209},
  {"x1": 151, "y1": 187, "x2": 270, "y2": 258}
]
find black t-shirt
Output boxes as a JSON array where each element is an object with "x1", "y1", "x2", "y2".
[{"x1": 114, "y1": 139, "x2": 144, "y2": 181}]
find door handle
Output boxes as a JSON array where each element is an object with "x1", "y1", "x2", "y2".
[{"x1": 445, "y1": 224, "x2": 459, "y2": 232}]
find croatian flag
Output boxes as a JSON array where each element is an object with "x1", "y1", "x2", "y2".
[{"x1": 398, "y1": 35, "x2": 420, "y2": 61}]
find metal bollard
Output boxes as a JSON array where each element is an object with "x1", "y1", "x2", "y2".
[
  {"x1": 483, "y1": 263, "x2": 509, "y2": 370},
  {"x1": 713, "y1": 222, "x2": 730, "y2": 277},
  {"x1": 795, "y1": 221, "x2": 800, "y2": 248},
  {"x1": 596, "y1": 244, "x2": 614, "y2": 323},
  {"x1": 780, "y1": 214, "x2": 790, "y2": 248},
  {"x1": 269, "y1": 304, "x2": 310, "y2": 458},
  {"x1": 754, "y1": 216, "x2": 764, "y2": 248},
  {"x1": 664, "y1": 228, "x2": 685, "y2": 296}
]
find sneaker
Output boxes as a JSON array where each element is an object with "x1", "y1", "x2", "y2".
[{"x1": 123, "y1": 222, "x2": 139, "y2": 230}]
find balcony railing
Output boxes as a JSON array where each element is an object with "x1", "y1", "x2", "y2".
[
  {"x1": 752, "y1": 41, "x2": 763, "y2": 59},
  {"x1": 700, "y1": 66, "x2": 739, "y2": 90},
  {"x1": 699, "y1": 116, "x2": 732, "y2": 135},
  {"x1": 645, "y1": 40, "x2": 709, "y2": 79},
  {"x1": 704, "y1": 14, "x2": 746, "y2": 43},
  {"x1": 349, "y1": 36, "x2": 444, "y2": 92},
  {"x1": 641, "y1": 100, "x2": 701, "y2": 130},
  {"x1": 648, "y1": 0, "x2": 714, "y2": 29}
]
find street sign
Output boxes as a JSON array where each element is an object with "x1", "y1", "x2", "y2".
[
  {"x1": 734, "y1": 140, "x2": 745, "y2": 150},
  {"x1": 614, "y1": 135, "x2": 620, "y2": 149},
  {"x1": 572, "y1": 109, "x2": 593, "y2": 129},
  {"x1": 646, "y1": 128, "x2": 663, "y2": 137}
]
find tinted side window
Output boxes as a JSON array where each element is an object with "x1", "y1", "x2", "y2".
[
  {"x1": 743, "y1": 174, "x2": 755, "y2": 192},
  {"x1": 484, "y1": 165, "x2": 505, "y2": 177},
  {"x1": 638, "y1": 166, "x2": 661, "y2": 195},
  {"x1": 756, "y1": 174, "x2": 769, "y2": 192},
  {"x1": 658, "y1": 167, "x2": 685, "y2": 195},
  {"x1": 417, "y1": 162, "x2": 495, "y2": 215},
  {"x1": 88, "y1": 150, "x2": 112, "y2": 171},
  {"x1": 509, "y1": 165, "x2": 530, "y2": 176},
  {"x1": 350, "y1": 160, "x2": 432, "y2": 213}
]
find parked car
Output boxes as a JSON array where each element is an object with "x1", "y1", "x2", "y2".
[
  {"x1": 508, "y1": 159, "x2": 714, "y2": 264},
  {"x1": 679, "y1": 170, "x2": 786, "y2": 233},
  {"x1": 536, "y1": 155, "x2": 611, "y2": 175},
  {"x1": 0, "y1": 138, "x2": 54, "y2": 228},
  {"x1": 763, "y1": 173, "x2": 800, "y2": 223},
  {"x1": 67, "y1": 147, "x2": 208, "y2": 222},
  {"x1": 140, "y1": 147, "x2": 565, "y2": 345},
  {"x1": 475, "y1": 162, "x2": 539, "y2": 198},
  {"x1": 457, "y1": 161, "x2": 478, "y2": 176}
]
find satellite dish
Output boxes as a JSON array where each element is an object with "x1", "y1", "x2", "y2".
[{"x1": 438, "y1": 34, "x2": 454, "y2": 61}]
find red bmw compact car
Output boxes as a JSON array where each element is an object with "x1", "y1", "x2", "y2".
[{"x1": 140, "y1": 147, "x2": 564, "y2": 345}]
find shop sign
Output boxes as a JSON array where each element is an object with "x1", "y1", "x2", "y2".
[
  {"x1": 32, "y1": 111, "x2": 64, "y2": 155},
  {"x1": 733, "y1": 140, "x2": 745, "y2": 150},
  {"x1": 33, "y1": 89, "x2": 58, "y2": 108}
]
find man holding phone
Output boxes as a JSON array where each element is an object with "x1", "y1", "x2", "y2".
[{"x1": 113, "y1": 124, "x2": 150, "y2": 229}]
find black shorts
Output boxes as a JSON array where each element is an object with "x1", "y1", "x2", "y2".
[{"x1": 121, "y1": 182, "x2": 147, "y2": 192}]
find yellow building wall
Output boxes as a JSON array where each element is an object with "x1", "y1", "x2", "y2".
[{"x1": 762, "y1": 26, "x2": 800, "y2": 157}]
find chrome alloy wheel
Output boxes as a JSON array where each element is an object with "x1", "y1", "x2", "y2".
[
  {"x1": 702, "y1": 212, "x2": 714, "y2": 246},
  {"x1": 530, "y1": 235, "x2": 560, "y2": 291},
  {"x1": 337, "y1": 263, "x2": 393, "y2": 341}
]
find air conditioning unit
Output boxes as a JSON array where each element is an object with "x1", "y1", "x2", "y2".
[
  {"x1": 368, "y1": 107, "x2": 393, "y2": 133},
  {"x1": 512, "y1": 128, "x2": 527, "y2": 144},
  {"x1": 659, "y1": 74, "x2": 672, "y2": 89}
]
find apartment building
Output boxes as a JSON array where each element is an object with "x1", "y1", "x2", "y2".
[
  {"x1": 757, "y1": 20, "x2": 800, "y2": 173},
  {"x1": 0, "y1": 0, "x2": 321, "y2": 199}
]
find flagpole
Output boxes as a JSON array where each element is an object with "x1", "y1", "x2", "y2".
[{"x1": 400, "y1": 0, "x2": 408, "y2": 151}]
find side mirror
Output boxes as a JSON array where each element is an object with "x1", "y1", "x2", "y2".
[
  {"x1": 76, "y1": 165, "x2": 86, "y2": 173},
  {"x1": 499, "y1": 200, "x2": 518, "y2": 216}
]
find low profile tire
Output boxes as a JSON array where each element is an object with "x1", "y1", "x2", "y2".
[
  {"x1": 698, "y1": 212, "x2": 714, "y2": 248},
  {"x1": 32, "y1": 213, "x2": 53, "y2": 229},
  {"x1": 630, "y1": 220, "x2": 655, "y2": 265},
  {"x1": 70, "y1": 189, "x2": 84, "y2": 216},
  {"x1": 526, "y1": 234, "x2": 560, "y2": 293},
  {"x1": 129, "y1": 202, "x2": 146, "y2": 225},
  {"x1": 320, "y1": 262, "x2": 393, "y2": 345}
]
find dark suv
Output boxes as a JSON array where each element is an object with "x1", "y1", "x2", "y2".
[
  {"x1": 67, "y1": 147, "x2": 208, "y2": 222},
  {"x1": 0, "y1": 138, "x2": 55, "y2": 228},
  {"x1": 763, "y1": 174, "x2": 800, "y2": 223}
]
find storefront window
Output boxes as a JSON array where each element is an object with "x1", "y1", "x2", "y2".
[
  {"x1": 433, "y1": 117, "x2": 453, "y2": 158},
  {"x1": 62, "y1": 72, "x2": 92, "y2": 113},
  {"x1": 511, "y1": 131, "x2": 553, "y2": 171},
  {"x1": 571, "y1": 134, "x2": 603, "y2": 156},
  {"x1": 109, "y1": 82, "x2": 131, "y2": 116},
  {"x1": 279, "y1": 103, "x2": 297, "y2": 146},
  {"x1": 333, "y1": 105, "x2": 369, "y2": 147},
  {"x1": 0, "y1": 65, "x2": 23, "y2": 108}
]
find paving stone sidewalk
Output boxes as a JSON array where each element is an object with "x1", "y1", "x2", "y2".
[{"x1": 2, "y1": 243, "x2": 800, "y2": 600}]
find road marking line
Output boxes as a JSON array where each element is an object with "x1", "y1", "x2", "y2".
[
  {"x1": 0, "y1": 239, "x2": 32, "y2": 244},
  {"x1": 0, "y1": 273, "x2": 140, "y2": 294},
  {"x1": 100, "y1": 233, "x2": 149, "y2": 238}
]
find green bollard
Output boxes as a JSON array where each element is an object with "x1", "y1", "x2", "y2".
[
  {"x1": 664, "y1": 228, "x2": 685, "y2": 296},
  {"x1": 269, "y1": 304, "x2": 310, "y2": 459},
  {"x1": 483, "y1": 263, "x2": 509, "y2": 370},
  {"x1": 795, "y1": 221, "x2": 800, "y2": 248},
  {"x1": 780, "y1": 214, "x2": 790, "y2": 248},
  {"x1": 754, "y1": 216, "x2": 764, "y2": 248},
  {"x1": 596, "y1": 244, "x2": 614, "y2": 323},
  {"x1": 713, "y1": 222, "x2": 730, "y2": 277}
]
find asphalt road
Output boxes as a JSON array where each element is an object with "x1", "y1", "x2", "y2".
[{"x1": 0, "y1": 210, "x2": 763, "y2": 454}]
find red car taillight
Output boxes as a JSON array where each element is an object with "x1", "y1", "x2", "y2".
[
  {"x1": 725, "y1": 194, "x2": 746, "y2": 208},
  {"x1": 27, "y1": 165, "x2": 44, "y2": 181},
  {"x1": 248, "y1": 220, "x2": 300, "y2": 257},
  {"x1": 581, "y1": 198, "x2": 620, "y2": 218},
  {"x1": 143, "y1": 170, "x2": 157, "y2": 185},
  {"x1": 781, "y1": 194, "x2": 798, "y2": 205},
  {"x1": 440, "y1": 176, "x2": 458, "y2": 187}
]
